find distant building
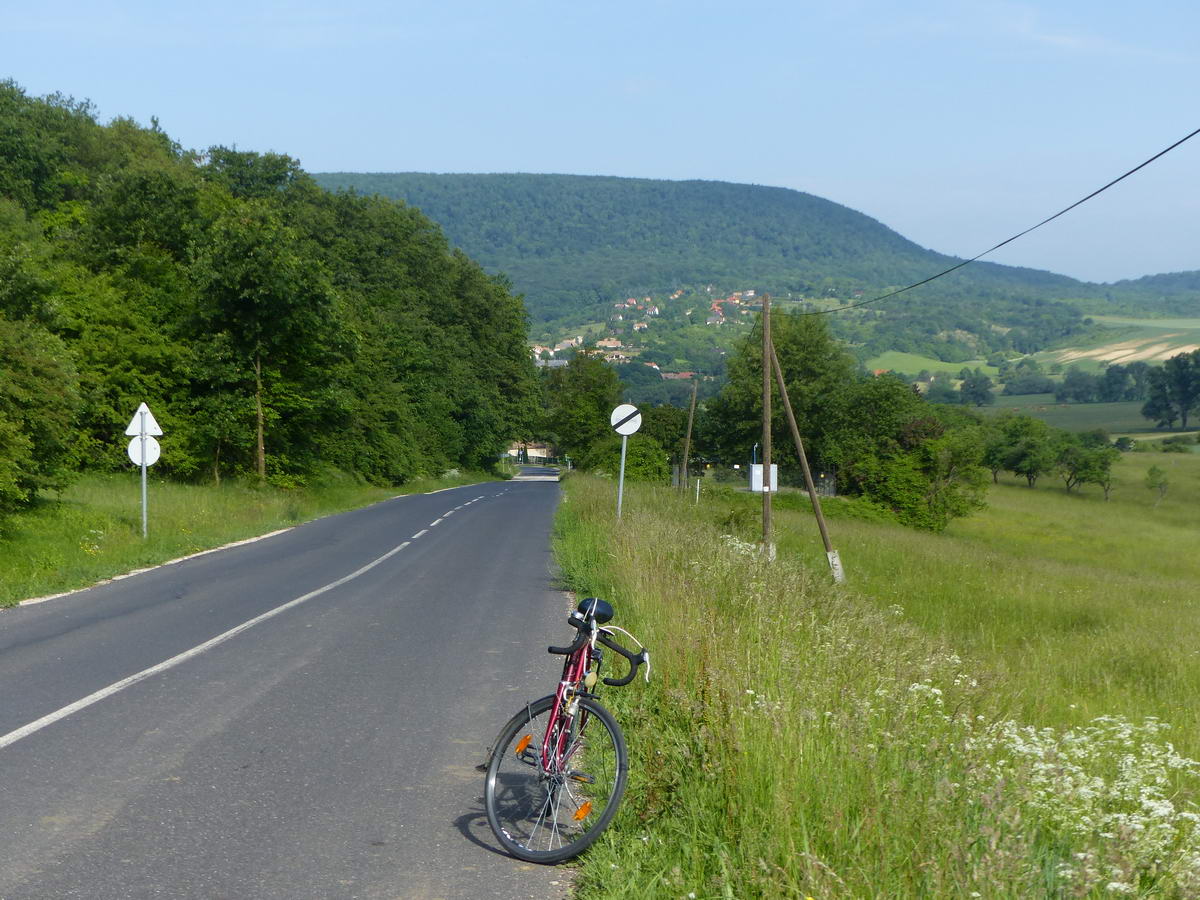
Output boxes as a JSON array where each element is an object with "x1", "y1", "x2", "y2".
[
  {"x1": 596, "y1": 337, "x2": 624, "y2": 349},
  {"x1": 553, "y1": 336, "x2": 582, "y2": 352}
]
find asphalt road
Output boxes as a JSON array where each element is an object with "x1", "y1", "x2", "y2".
[{"x1": 0, "y1": 472, "x2": 573, "y2": 899}]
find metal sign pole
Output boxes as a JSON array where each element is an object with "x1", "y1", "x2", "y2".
[
  {"x1": 609, "y1": 403, "x2": 642, "y2": 522},
  {"x1": 140, "y1": 409, "x2": 148, "y2": 539},
  {"x1": 616, "y1": 434, "x2": 628, "y2": 520}
]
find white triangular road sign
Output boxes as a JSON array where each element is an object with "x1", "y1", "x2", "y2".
[{"x1": 124, "y1": 402, "x2": 163, "y2": 436}]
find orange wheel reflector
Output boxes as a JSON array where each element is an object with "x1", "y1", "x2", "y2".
[
  {"x1": 573, "y1": 801, "x2": 593, "y2": 821},
  {"x1": 515, "y1": 734, "x2": 532, "y2": 755}
]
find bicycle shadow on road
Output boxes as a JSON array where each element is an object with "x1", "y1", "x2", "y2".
[{"x1": 453, "y1": 802, "x2": 512, "y2": 858}]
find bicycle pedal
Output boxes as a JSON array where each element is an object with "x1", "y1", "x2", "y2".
[{"x1": 568, "y1": 772, "x2": 595, "y2": 784}]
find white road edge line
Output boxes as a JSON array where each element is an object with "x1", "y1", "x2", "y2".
[
  {"x1": 429, "y1": 518, "x2": 443, "y2": 527},
  {"x1": 0, "y1": 537, "x2": 416, "y2": 751},
  {"x1": 411, "y1": 529, "x2": 428, "y2": 539}
]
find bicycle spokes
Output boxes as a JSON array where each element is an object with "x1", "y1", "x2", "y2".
[{"x1": 485, "y1": 697, "x2": 628, "y2": 862}]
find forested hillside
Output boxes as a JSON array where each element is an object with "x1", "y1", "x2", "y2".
[
  {"x1": 0, "y1": 82, "x2": 538, "y2": 521},
  {"x1": 314, "y1": 172, "x2": 1197, "y2": 360}
]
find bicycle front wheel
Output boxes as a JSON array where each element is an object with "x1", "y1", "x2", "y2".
[{"x1": 484, "y1": 695, "x2": 628, "y2": 863}]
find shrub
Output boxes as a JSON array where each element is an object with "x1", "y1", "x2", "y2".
[{"x1": 577, "y1": 434, "x2": 669, "y2": 483}]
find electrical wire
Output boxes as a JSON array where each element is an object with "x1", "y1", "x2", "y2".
[{"x1": 799, "y1": 125, "x2": 1200, "y2": 316}]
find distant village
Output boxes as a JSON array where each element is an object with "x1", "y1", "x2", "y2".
[{"x1": 530, "y1": 286, "x2": 763, "y2": 379}]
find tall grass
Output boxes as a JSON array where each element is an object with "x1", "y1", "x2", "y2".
[
  {"x1": 0, "y1": 469, "x2": 496, "y2": 607},
  {"x1": 770, "y1": 451, "x2": 1200, "y2": 755},
  {"x1": 556, "y1": 473, "x2": 1200, "y2": 897}
]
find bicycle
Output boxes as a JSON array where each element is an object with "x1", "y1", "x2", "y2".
[{"x1": 483, "y1": 597, "x2": 650, "y2": 863}]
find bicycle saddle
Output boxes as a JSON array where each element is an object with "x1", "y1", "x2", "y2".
[{"x1": 576, "y1": 597, "x2": 613, "y2": 624}]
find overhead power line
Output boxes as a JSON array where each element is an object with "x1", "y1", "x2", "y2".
[{"x1": 802, "y1": 124, "x2": 1200, "y2": 316}]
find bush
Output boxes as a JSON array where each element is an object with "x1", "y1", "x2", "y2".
[{"x1": 577, "y1": 434, "x2": 670, "y2": 483}]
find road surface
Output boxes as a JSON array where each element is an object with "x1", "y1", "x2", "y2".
[{"x1": 0, "y1": 471, "x2": 572, "y2": 899}]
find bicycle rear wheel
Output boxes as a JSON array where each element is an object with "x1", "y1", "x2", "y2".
[{"x1": 484, "y1": 695, "x2": 627, "y2": 863}]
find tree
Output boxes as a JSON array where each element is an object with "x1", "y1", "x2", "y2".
[
  {"x1": 1142, "y1": 351, "x2": 1200, "y2": 430},
  {"x1": 1091, "y1": 447, "x2": 1121, "y2": 501},
  {"x1": 0, "y1": 314, "x2": 80, "y2": 517},
  {"x1": 578, "y1": 434, "x2": 669, "y2": 483},
  {"x1": 638, "y1": 403, "x2": 689, "y2": 463},
  {"x1": 959, "y1": 369, "x2": 995, "y2": 407},
  {"x1": 1056, "y1": 366, "x2": 1100, "y2": 403},
  {"x1": 541, "y1": 351, "x2": 623, "y2": 459},
  {"x1": 1055, "y1": 437, "x2": 1118, "y2": 494},
  {"x1": 191, "y1": 199, "x2": 341, "y2": 480},
  {"x1": 1145, "y1": 465, "x2": 1169, "y2": 507},
  {"x1": 924, "y1": 378, "x2": 959, "y2": 404},
  {"x1": 702, "y1": 310, "x2": 855, "y2": 471},
  {"x1": 995, "y1": 414, "x2": 1056, "y2": 487}
]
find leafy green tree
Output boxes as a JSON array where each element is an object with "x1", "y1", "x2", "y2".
[
  {"x1": 191, "y1": 199, "x2": 341, "y2": 479},
  {"x1": 0, "y1": 314, "x2": 80, "y2": 515},
  {"x1": 1056, "y1": 366, "x2": 1101, "y2": 403},
  {"x1": 638, "y1": 403, "x2": 690, "y2": 463},
  {"x1": 541, "y1": 351, "x2": 623, "y2": 459},
  {"x1": 993, "y1": 414, "x2": 1056, "y2": 487},
  {"x1": 1145, "y1": 465, "x2": 1169, "y2": 507},
  {"x1": 827, "y1": 378, "x2": 986, "y2": 531},
  {"x1": 924, "y1": 378, "x2": 959, "y2": 404},
  {"x1": 1091, "y1": 447, "x2": 1121, "y2": 500},
  {"x1": 578, "y1": 434, "x2": 669, "y2": 483},
  {"x1": 1055, "y1": 437, "x2": 1118, "y2": 494},
  {"x1": 702, "y1": 311, "x2": 855, "y2": 472},
  {"x1": 1142, "y1": 351, "x2": 1200, "y2": 430},
  {"x1": 959, "y1": 369, "x2": 995, "y2": 407}
]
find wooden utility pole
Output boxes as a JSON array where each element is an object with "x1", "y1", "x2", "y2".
[
  {"x1": 761, "y1": 295, "x2": 772, "y2": 553},
  {"x1": 769, "y1": 339, "x2": 845, "y2": 583},
  {"x1": 680, "y1": 380, "x2": 697, "y2": 490}
]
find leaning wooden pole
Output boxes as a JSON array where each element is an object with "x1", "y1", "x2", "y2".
[
  {"x1": 761, "y1": 295, "x2": 773, "y2": 554},
  {"x1": 769, "y1": 338, "x2": 845, "y2": 584},
  {"x1": 680, "y1": 379, "x2": 698, "y2": 491}
]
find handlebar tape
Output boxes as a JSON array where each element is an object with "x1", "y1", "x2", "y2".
[
  {"x1": 598, "y1": 632, "x2": 647, "y2": 686},
  {"x1": 547, "y1": 614, "x2": 590, "y2": 655}
]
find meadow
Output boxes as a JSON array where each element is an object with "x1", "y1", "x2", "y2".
[
  {"x1": 987, "y1": 394, "x2": 1167, "y2": 435},
  {"x1": 0, "y1": 469, "x2": 500, "y2": 607},
  {"x1": 1038, "y1": 315, "x2": 1200, "y2": 371},
  {"x1": 864, "y1": 350, "x2": 997, "y2": 377},
  {"x1": 557, "y1": 452, "x2": 1200, "y2": 897}
]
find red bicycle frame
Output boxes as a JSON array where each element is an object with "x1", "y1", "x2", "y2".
[{"x1": 540, "y1": 636, "x2": 593, "y2": 772}]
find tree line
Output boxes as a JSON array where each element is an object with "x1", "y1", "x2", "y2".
[
  {"x1": 0, "y1": 82, "x2": 539, "y2": 525},
  {"x1": 541, "y1": 310, "x2": 1154, "y2": 532}
]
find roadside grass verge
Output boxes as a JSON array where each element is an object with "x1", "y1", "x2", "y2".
[
  {"x1": 0, "y1": 469, "x2": 498, "y2": 607},
  {"x1": 556, "y1": 474, "x2": 1200, "y2": 898}
]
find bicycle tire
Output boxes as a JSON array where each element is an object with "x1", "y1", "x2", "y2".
[{"x1": 484, "y1": 694, "x2": 628, "y2": 863}]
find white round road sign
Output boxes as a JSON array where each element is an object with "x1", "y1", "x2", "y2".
[
  {"x1": 610, "y1": 404, "x2": 642, "y2": 436},
  {"x1": 127, "y1": 435, "x2": 161, "y2": 467}
]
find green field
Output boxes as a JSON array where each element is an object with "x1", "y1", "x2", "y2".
[
  {"x1": 1036, "y1": 314, "x2": 1200, "y2": 370},
  {"x1": 779, "y1": 451, "x2": 1200, "y2": 747},
  {"x1": 986, "y1": 393, "x2": 1167, "y2": 434},
  {"x1": 558, "y1": 453, "x2": 1200, "y2": 896},
  {"x1": 864, "y1": 351, "x2": 997, "y2": 377}
]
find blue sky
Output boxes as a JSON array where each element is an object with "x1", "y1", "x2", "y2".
[{"x1": 3, "y1": 0, "x2": 1197, "y2": 283}]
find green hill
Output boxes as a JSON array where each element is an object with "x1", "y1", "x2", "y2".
[
  {"x1": 312, "y1": 172, "x2": 1198, "y2": 372},
  {"x1": 315, "y1": 173, "x2": 1072, "y2": 301}
]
